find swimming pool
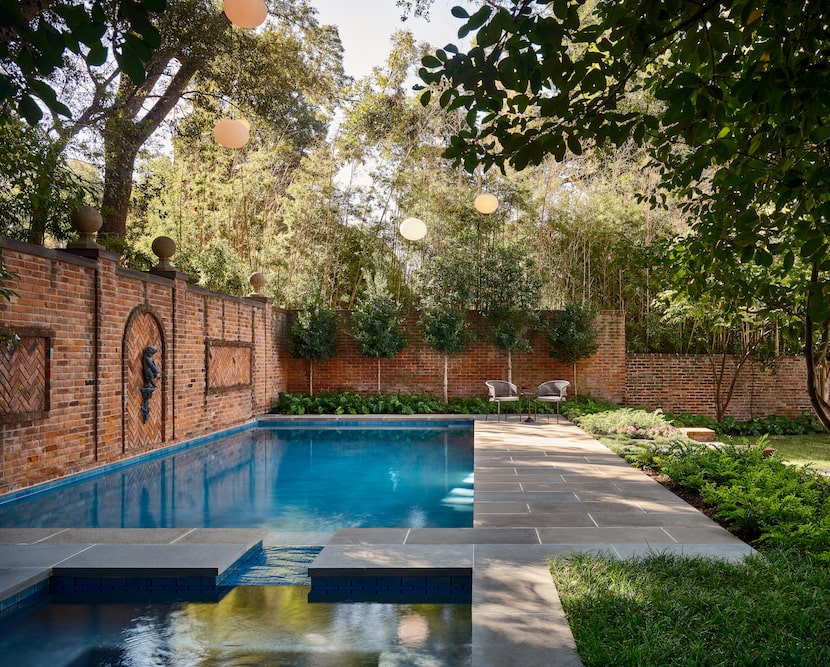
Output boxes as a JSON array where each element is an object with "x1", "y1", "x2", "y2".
[
  {"x1": 0, "y1": 586, "x2": 472, "y2": 666},
  {"x1": 0, "y1": 422, "x2": 475, "y2": 531}
]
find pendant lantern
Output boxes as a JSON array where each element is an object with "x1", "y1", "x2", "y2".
[
  {"x1": 213, "y1": 118, "x2": 250, "y2": 148},
  {"x1": 223, "y1": 0, "x2": 267, "y2": 29},
  {"x1": 474, "y1": 193, "x2": 499, "y2": 214},
  {"x1": 399, "y1": 217, "x2": 427, "y2": 241}
]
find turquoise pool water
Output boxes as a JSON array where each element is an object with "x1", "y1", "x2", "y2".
[
  {"x1": 0, "y1": 586, "x2": 472, "y2": 666},
  {"x1": 0, "y1": 423, "x2": 474, "y2": 531},
  {"x1": 0, "y1": 423, "x2": 475, "y2": 664}
]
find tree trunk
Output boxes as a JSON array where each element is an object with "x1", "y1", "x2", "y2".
[
  {"x1": 99, "y1": 56, "x2": 199, "y2": 239},
  {"x1": 377, "y1": 357, "x2": 382, "y2": 394},
  {"x1": 100, "y1": 127, "x2": 140, "y2": 238},
  {"x1": 443, "y1": 354, "x2": 448, "y2": 403},
  {"x1": 309, "y1": 360, "x2": 314, "y2": 397},
  {"x1": 507, "y1": 351, "x2": 512, "y2": 384},
  {"x1": 805, "y1": 266, "x2": 830, "y2": 431},
  {"x1": 805, "y1": 322, "x2": 830, "y2": 431},
  {"x1": 572, "y1": 362, "x2": 578, "y2": 400}
]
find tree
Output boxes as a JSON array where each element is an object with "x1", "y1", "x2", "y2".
[
  {"x1": 421, "y1": 1, "x2": 830, "y2": 429},
  {"x1": 0, "y1": 118, "x2": 91, "y2": 244},
  {"x1": 479, "y1": 243, "x2": 541, "y2": 383},
  {"x1": 96, "y1": 0, "x2": 343, "y2": 239},
  {"x1": 420, "y1": 306, "x2": 468, "y2": 402},
  {"x1": 548, "y1": 302, "x2": 599, "y2": 399},
  {"x1": 288, "y1": 297, "x2": 338, "y2": 396},
  {"x1": 352, "y1": 272, "x2": 408, "y2": 393},
  {"x1": 658, "y1": 290, "x2": 774, "y2": 421},
  {"x1": 0, "y1": 0, "x2": 165, "y2": 123}
]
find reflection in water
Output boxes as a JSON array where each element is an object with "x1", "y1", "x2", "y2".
[
  {"x1": 0, "y1": 426, "x2": 474, "y2": 531},
  {"x1": 0, "y1": 587, "x2": 472, "y2": 666}
]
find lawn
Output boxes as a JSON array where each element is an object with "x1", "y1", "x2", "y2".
[
  {"x1": 551, "y1": 549, "x2": 830, "y2": 667},
  {"x1": 762, "y1": 433, "x2": 830, "y2": 470}
]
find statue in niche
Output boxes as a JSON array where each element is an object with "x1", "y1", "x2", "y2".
[{"x1": 140, "y1": 345, "x2": 159, "y2": 423}]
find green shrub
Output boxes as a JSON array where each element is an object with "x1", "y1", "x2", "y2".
[
  {"x1": 575, "y1": 408, "x2": 681, "y2": 439},
  {"x1": 665, "y1": 410, "x2": 823, "y2": 436},
  {"x1": 272, "y1": 391, "x2": 498, "y2": 416}
]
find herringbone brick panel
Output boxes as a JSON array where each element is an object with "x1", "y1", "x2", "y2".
[
  {"x1": 0, "y1": 336, "x2": 47, "y2": 418},
  {"x1": 207, "y1": 344, "x2": 251, "y2": 389},
  {"x1": 124, "y1": 314, "x2": 163, "y2": 451}
]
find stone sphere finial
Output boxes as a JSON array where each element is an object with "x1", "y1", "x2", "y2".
[
  {"x1": 68, "y1": 205, "x2": 103, "y2": 248},
  {"x1": 249, "y1": 271, "x2": 266, "y2": 294},
  {"x1": 151, "y1": 236, "x2": 177, "y2": 271}
]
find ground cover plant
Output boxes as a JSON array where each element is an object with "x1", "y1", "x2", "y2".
[
  {"x1": 272, "y1": 391, "x2": 494, "y2": 416},
  {"x1": 558, "y1": 405, "x2": 830, "y2": 666}
]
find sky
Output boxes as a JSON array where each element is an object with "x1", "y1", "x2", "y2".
[{"x1": 310, "y1": 0, "x2": 473, "y2": 79}]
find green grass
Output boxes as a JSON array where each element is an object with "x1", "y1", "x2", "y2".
[
  {"x1": 551, "y1": 549, "x2": 830, "y2": 667},
  {"x1": 762, "y1": 433, "x2": 830, "y2": 470}
]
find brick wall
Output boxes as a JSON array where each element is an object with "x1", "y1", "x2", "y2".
[
  {"x1": 283, "y1": 310, "x2": 626, "y2": 402},
  {"x1": 0, "y1": 236, "x2": 816, "y2": 495},
  {"x1": 0, "y1": 238, "x2": 285, "y2": 493},
  {"x1": 626, "y1": 354, "x2": 813, "y2": 420}
]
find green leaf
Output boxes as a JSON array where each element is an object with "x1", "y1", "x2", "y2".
[
  {"x1": 421, "y1": 54, "x2": 442, "y2": 69},
  {"x1": 451, "y1": 6, "x2": 469, "y2": 19},
  {"x1": 115, "y1": 50, "x2": 146, "y2": 86},
  {"x1": 87, "y1": 43, "x2": 108, "y2": 67},
  {"x1": 18, "y1": 94, "x2": 43, "y2": 124}
]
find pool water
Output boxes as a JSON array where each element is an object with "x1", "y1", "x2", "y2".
[
  {"x1": 0, "y1": 586, "x2": 472, "y2": 666},
  {"x1": 0, "y1": 424, "x2": 474, "y2": 531},
  {"x1": 0, "y1": 423, "x2": 474, "y2": 665}
]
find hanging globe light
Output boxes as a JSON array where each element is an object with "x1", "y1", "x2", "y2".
[
  {"x1": 213, "y1": 118, "x2": 250, "y2": 148},
  {"x1": 474, "y1": 193, "x2": 499, "y2": 214},
  {"x1": 399, "y1": 217, "x2": 427, "y2": 241},
  {"x1": 223, "y1": 0, "x2": 267, "y2": 29}
]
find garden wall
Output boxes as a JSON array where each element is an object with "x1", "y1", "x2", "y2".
[
  {"x1": 282, "y1": 310, "x2": 627, "y2": 403},
  {"x1": 0, "y1": 235, "x2": 816, "y2": 495},
  {"x1": 0, "y1": 238, "x2": 285, "y2": 494},
  {"x1": 626, "y1": 354, "x2": 813, "y2": 420}
]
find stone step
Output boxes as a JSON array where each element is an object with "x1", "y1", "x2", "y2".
[{"x1": 680, "y1": 427, "x2": 717, "y2": 442}]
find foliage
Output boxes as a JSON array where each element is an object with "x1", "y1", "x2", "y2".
[
  {"x1": 0, "y1": 0, "x2": 165, "y2": 123},
  {"x1": 577, "y1": 408, "x2": 682, "y2": 440},
  {"x1": 479, "y1": 243, "x2": 541, "y2": 362},
  {"x1": 288, "y1": 300, "x2": 339, "y2": 364},
  {"x1": 419, "y1": 307, "x2": 468, "y2": 354},
  {"x1": 548, "y1": 302, "x2": 599, "y2": 364},
  {"x1": 352, "y1": 272, "x2": 408, "y2": 361},
  {"x1": 551, "y1": 549, "x2": 830, "y2": 667},
  {"x1": 272, "y1": 391, "x2": 479, "y2": 416},
  {"x1": 648, "y1": 438, "x2": 830, "y2": 555},
  {"x1": 419, "y1": 0, "x2": 830, "y2": 429},
  {"x1": 0, "y1": 118, "x2": 91, "y2": 244},
  {"x1": 666, "y1": 410, "x2": 824, "y2": 437},
  {"x1": 175, "y1": 238, "x2": 247, "y2": 295}
]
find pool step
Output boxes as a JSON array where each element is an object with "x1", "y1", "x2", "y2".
[
  {"x1": 308, "y1": 539, "x2": 473, "y2": 602},
  {"x1": 0, "y1": 528, "x2": 265, "y2": 616}
]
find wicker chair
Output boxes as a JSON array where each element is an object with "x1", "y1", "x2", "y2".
[
  {"x1": 485, "y1": 380, "x2": 520, "y2": 421},
  {"x1": 536, "y1": 380, "x2": 569, "y2": 422}
]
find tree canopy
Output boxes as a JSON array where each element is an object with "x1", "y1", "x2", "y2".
[
  {"x1": 0, "y1": 0, "x2": 166, "y2": 123},
  {"x1": 420, "y1": 0, "x2": 830, "y2": 427}
]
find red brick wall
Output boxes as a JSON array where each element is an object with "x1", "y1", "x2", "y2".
[
  {"x1": 1, "y1": 235, "x2": 816, "y2": 495},
  {"x1": 0, "y1": 238, "x2": 286, "y2": 494},
  {"x1": 283, "y1": 310, "x2": 626, "y2": 402},
  {"x1": 626, "y1": 354, "x2": 812, "y2": 420}
]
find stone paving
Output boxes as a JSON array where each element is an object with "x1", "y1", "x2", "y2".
[{"x1": 310, "y1": 417, "x2": 756, "y2": 666}]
